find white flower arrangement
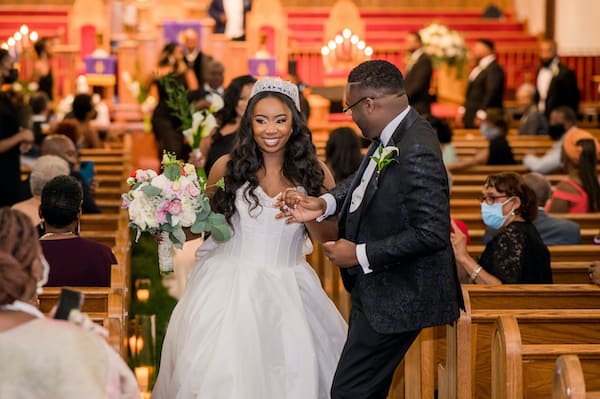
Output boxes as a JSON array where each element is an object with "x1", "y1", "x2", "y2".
[
  {"x1": 419, "y1": 23, "x2": 467, "y2": 70},
  {"x1": 122, "y1": 152, "x2": 231, "y2": 273}
]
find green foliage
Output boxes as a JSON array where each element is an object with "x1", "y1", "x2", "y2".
[
  {"x1": 161, "y1": 74, "x2": 192, "y2": 130},
  {"x1": 129, "y1": 233, "x2": 178, "y2": 374}
]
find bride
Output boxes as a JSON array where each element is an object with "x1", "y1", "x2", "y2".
[{"x1": 153, "y1": 78, "x2": 347, "y2": 398}]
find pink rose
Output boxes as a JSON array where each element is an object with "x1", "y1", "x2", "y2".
[
  {"x1": 186, "y1": 183, "x2": 200, "y2": 197},
  {"x1": 166, "y1": 200, "x2": 183, "y2": 216}
]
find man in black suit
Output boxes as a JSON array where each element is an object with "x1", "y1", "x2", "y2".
[
  {"x1": 404, "y1": 32, "x2": 433, "y2": 115},
  {"x1": 462, "y1": 39, "x2": 505, "y2": 128},
  {"x1": 208, "y1": 0, "x2": 252, "y2": 41},
  {"x1": 181, "y1": 29, "x2": 206, "y2": 88},
  {"x1": 279, "y1": 60, "x2": 463, "y2": 398},
  {"x1": 536, "y1": 39, "x2": 580, "y2": 118}
]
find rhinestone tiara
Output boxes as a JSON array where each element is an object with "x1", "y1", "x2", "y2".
[{"x1": 250, "y1": 77, "x2": 301, "y2": 111}]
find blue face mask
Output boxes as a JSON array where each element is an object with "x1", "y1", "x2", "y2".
[
  {"x1": 480, "y1": 124, "x2": 500, "y2": 140},
  {"x1": 481, "y1": 197, "x2": 513, "y2": 229}
]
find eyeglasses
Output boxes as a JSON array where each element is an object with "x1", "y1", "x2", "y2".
[
  {"x1": 479, "y1": 194, "x2": 508, "y2": 205},
  {"x1": 342, "y1": 96, "x2": 371, "y2": 113}
]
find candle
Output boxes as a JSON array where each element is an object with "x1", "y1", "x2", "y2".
[
  {"x1": 136, "y1": 288, "x2": 150, "y2": 302},
  {"x1": 135, "y1": 366, "x2": 149, "y2": 391}
]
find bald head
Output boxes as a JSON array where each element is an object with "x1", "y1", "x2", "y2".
[
  {"x1": 40, "y1": 134, "x2": 79, "y2": 169},
  {"x1": 182, "y1": 28, "x2": 198, "y2": 53},
  {"x1": 523, "y1": 172, "x2": 551, "y2": 207}
]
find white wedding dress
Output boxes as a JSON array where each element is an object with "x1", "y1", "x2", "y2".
[{"x1": 153, "y1": 185, "x2": 348, "y2": 399}]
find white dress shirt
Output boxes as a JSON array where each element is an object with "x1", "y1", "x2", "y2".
[
  {"x1": 537, "y1": 57, "x2": 558, "y2": 112},
  {"x1": 522, "y1": 127, "x2": 571, "y2": 173},
  {"x1": 319, "y1": 106, "x2": 410, "y2": 274}
]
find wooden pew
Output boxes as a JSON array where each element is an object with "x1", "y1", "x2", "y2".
[
  {"x1": 453, "y1": 212, "x2": 600, "y2": 232},
  {"x1": 468, "y1": 228, "x2": 599, "y2": 245},
  {"x1": 467, "y1": 244, "x2": 599, "y2": 263},
  {"x1": 440, "y1": 284, "x2": 600, "y2": 399},
  {"x1": 553, "y1": 355, "x2": 600, "y2": 399},
  {"x1": 492, "y1": 314, "x2": 600, "y2": 398}
]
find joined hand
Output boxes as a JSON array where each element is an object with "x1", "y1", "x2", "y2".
[{"x1": 275, "y1": 189, "x2": 326, "y2": 224}]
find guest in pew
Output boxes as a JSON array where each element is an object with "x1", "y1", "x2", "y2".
[
  {"x1": 451, "y1": 172, "x2": 552, "y2": 284},
  {"x1": 461, "y1": 39, "x2": 505, "y2": 128},
  {"x1": 40, "y1": 175, "x2": 115, "y2": 286},
  {"x1": 483, "y1": 172, "x2": 581, "y2": 245},
  {"x1": 404, "y1": 31, "x2": 433, "y2": 116},
  {"x1": 201, "y1": 74, "x2": 256, "y2": 174},
  {"x1": 65, "y1": 93, "x2": 103, "y2": 149},
  {"x1": 428, "y1": 115, "x2": 457, "y2": 164},
  {"x1": 38, "y1": 133, "x2": 101, "y2": 214},
  {"x1": 523, "y1": 106, "x2": 577, "y2": 174},
  {"x1": 325, "y1": 126, "x2": 363, "y2": 182},
  {"x1": 546, "y1": 128, "x2": 600, "y2": 213},
  {"x1": 12, "y1": 155, "x2": 69, "y2": 234},
  {"x1": 446, "y1": 110, "x2": 515, "y2": 172},
  {"x1": 0, "y1": 208, "x2": 139, "y2": 398},
  {"x1": 514, "y1": 83, "x2": 548, "y2": 136}
]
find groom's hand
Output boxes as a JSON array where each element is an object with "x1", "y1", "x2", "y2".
[
  {"x1": 275, "y1": 189, "x2": 327, "y2": 224},
  {"x1": 322, "y1": 239, "x2": 358, "y2": 268}
]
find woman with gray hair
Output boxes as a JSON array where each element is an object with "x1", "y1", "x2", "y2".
[{"x1": 11, "y1": 155, "x2": 69, "y2": 233}]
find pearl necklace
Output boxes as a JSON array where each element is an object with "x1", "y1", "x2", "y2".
[{"x1": 0, "y1": 300, "x2": 44, "y2": 319}]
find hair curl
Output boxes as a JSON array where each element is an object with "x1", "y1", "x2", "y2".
[
  {"x1": 484, "y1": 172, "x2": 538, "y2": 222},
  {"x1": 212, "y1": 91, "x2": 324, "y2": 224},
  {"x1": 0, "y1": 208, "x2": 40, "y2": 305}
]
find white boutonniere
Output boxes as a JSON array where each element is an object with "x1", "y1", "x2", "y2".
[
  {"x1": 551, "y1": 63, "x2": 559, "y2": 77},
  {"x1": 370, "y1": 144, "x2": 399, "y2": 172}
]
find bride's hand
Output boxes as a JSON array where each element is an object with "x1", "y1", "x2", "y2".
[{"x1": 275, "y1": 189, "x2": 327, "y2": 224}]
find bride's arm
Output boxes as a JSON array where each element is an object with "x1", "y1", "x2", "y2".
[{"x1": 303, "y1": 161, "x2": 339, "y2": 243}]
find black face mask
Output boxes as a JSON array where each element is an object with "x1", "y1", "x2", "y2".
[
  {"x1": 548, "y1": 124, "x2": 566, "y2": 140},
  {"x1": 4, "y1": 67, "x2": 18, "y2": 84}
]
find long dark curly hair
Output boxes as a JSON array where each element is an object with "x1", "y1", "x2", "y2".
[
  {"x1": 212, "y1": 91, "x2": 324, "y2": 224},
  {"x1": 216, "y1": 74, "x2": 256, "y2": 127}
]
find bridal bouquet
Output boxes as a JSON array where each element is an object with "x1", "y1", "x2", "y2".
[
  {"x1": 162, "y1": 75, "x2": 223, "y2": 157},
  {"x1": 122, "y1": 152, "x2": 231, "y2": 273}
]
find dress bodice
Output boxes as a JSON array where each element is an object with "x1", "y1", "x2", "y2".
[{"x1": 209, "y1": 184, "x2": 308, "y2": 268}]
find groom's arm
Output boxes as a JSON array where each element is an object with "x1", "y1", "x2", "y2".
[
  {"x1": 364, "y1": 142, "x2": 451, "y2": 271},
  {"x1": 318, "y1": 172, "x2": 357, "y2": 220}
]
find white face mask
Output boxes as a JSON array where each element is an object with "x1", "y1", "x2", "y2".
[{"x1": 36, "y1": 255, "x2": 50, "y2": 295}]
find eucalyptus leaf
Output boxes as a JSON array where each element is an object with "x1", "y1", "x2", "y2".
[
  {"x1": 141, "y1": 184, "x2": 162, "y2": 196},
  {"x1": 171, "y1": 226, "x2": 186, "y2": 247},
  {"x1": 210, "y1": 222, "x2": 232, "y2": 242},
  {"x1": 190, "y1": 219, "x2": 208, "y2": 234},
  {"x1": 164, "y1": 164, "x2": 182, "y2": 181}
]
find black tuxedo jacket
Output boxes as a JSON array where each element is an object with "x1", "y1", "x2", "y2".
[
  {"x1": 185, "y1": 52, "x2": 206, "y2": 89},
  {"x1": 537, "y1": 63, "x2": 580, "y2": 117},
  {"x1": 404, "y1": 52, "x2": 433, "y2": 115},
  {"x1": 331, "y1": 108, "x2": 463, "y2": 334},
  {"x1": 463, "y1": 60, "x2": 505, "y2": 128}
]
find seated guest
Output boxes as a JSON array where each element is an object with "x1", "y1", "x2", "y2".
[
  {"x1": 40, "y1": 134, "x2": 101, "y2": 214},
  {"x1": 447, "y1": 111, "x2": 515, "y2": 172},
  {"x1": 483, "y1": 172, "x2": 581, "y2": 245},
  {"x1": 203, "y1": 59, "x2": 225, "y2": 97},
  {"x1": 12, "y1": 155, "x2": 69, "y2": 233},
  {"x1": 546, "y1": 128, "x2": 600, "y2": 213},
  {"x1": 451, "y1": 172, "x2": 552, "y2": 284},
  {"x1": 201, "y1": 74, "x2": 256, "y2": 174},
  {"x1": 325, "y1": 127, "x2": 363, "y2": 182},
  {"x1": 0, "y1": 208, "x2": 139, "y2": 398},
  {"x1": 40, "y1": 175, "x2": 115, "y2": 286},
  {"x1": 428, "y1": 115, "x2": 457, "y2": 164},
  {"x1": 65, "y1": 93, "x2": 102, "y2": 149},
  {"x1": 523, "y1": 106, "x2": 576, "y2": 173},
  {"x1": 514, "y1": 83, "x2": 548, "y2": 136}
]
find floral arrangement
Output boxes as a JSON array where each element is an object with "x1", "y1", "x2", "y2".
[
  {"x1": 122, "y1": 152, "x2": 231, "y2": 273},
  {"x1": 419, "y1": 23, "x2": 467, "y2": 72},
  {"x1": 162, "y1": 74, "x2": 223, "y2": 156}
]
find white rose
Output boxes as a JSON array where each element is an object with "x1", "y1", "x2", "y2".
[{"x1": 151, "y1": 174, "x2": 171, "y2": 191}]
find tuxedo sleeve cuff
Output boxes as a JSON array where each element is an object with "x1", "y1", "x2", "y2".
[
  {"x1": 316, "y1": 193, "x2": 336, "y2": 222},
  {"x1": 356, "y1": 244, "x2": 373, "y2": 274}
]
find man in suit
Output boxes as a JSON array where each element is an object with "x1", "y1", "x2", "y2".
[
  {"x1": 278, "y1": 60, "x2": 463, "y2": 398},
  {"x1": 181, "y1": 29, "x2": 206, "y2": 88},
  {"x1": 536, "y1": 39, "x2": 580, "y2": 118},
  {"x1": 404, "y1": 32, "x2": 433, "y2": 116},
  {"x1": 483, "y1": 173, "x2": 581, "y2": 245},
  {"x1": 208, "y1": 0, "x2": 252, "y2": 41},
  {"x1": 462, "y1": 39, "x2": 505, "y2": 128}
]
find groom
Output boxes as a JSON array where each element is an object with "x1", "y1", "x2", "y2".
[{"x1": 279, "y1": 60, "x2": 463, "y2": 398}]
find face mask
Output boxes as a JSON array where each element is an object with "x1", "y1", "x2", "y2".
[
  {"x1": 480, "y1": 124, "x2": 500, "y2": 140},
  {"x1": 481, "y1": 197, "x2": 513, "y2": 230},
  {"x1": 4, "y1": 67, "x2": 18, "y2": 84},
  {"x1": 548, "y1": 124, "x2": 566, "y2": 140}
]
